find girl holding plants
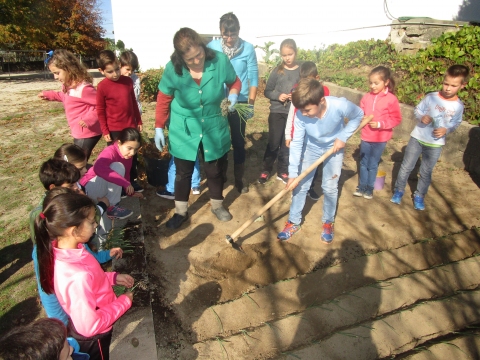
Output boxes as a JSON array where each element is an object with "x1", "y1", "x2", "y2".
[
  {"x1": 34, "y1": 191, "x2": 133, "y2": 360},
  {"x1": 154, "y1": 27, "x2": 241, "y2": 229},
  {"x1": 39, "y1": 49, "x2": 102, "y2": 161},
  {"x1": 258, "y1": 38, "x2": 300, "y2": 185},
  {"x1": 80, "y1": 128, "x2": 143, "y2": 220},
  {"x1": 207, "y1": 12, "x2": 258, "y2": 194},
  {"x1": 354, "y1": 66, "x2": 402, "y2": 199}
]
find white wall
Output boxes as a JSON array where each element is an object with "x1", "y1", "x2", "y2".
[{"x1": 111, "y1": 0, "x2": 471, "y2": 70}]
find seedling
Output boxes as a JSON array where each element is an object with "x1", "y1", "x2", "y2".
[
  {"x1": 242, "y1": 292, "x2": 259, "y2": 308},
  {"x1": 210, "y1": 307, "x2": 224, "y2": 333}
]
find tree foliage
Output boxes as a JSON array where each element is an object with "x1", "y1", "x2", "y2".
[{"x1": 0, "y1": 0, "x2": 105, "y2": 55}]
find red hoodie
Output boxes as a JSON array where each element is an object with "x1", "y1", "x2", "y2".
[{"x1": 360, "y1": 89, "x2": 402, "y2": 142}]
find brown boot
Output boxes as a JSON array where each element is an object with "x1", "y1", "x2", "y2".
[{"x1": 234, "y1": 163, "x2": 249, "y2": 194}]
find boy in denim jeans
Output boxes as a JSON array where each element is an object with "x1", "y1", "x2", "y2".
[
  {"x1": 391, "y1": 65, "x2": 469, "y2": 210},
  {"x1": 277, "y1": 78, "x2": 364, "y2": 244}
]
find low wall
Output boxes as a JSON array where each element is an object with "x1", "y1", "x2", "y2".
[{"x1": 326, "y1": 82, "x2": 479, "y2": 173}]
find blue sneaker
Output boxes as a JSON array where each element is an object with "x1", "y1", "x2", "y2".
[
  {"x1": 413, "y1": 194, "x2": 425, "y2": 211},
  {"x1": 277, "y1": 221, "x2": 301, "y2": 241},
  {"x1": 321, "y1": 221, "x2": 334, "y2": 244},
  {"x1": 390, "y1": 190, "x2": 404, "y2": 205}
]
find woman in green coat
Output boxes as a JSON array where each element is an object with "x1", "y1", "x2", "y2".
[{"x1": 155, "y1": 27, "x2": 241, "y2": 229}]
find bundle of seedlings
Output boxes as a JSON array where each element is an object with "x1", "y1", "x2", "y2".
[
  {"x1": 102, "y1": 224, "x2": 134, "y2": 254},
  {"x1": 220, "y1": 98, "x2": 254, "y2": 122},
  {"x1": 137, "y1": 131, "x2": 171, "y2": 160}
]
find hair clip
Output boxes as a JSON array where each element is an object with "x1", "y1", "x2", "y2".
[
  {"x1": 63, "y1": 155, "x2": 69, "y2": 162},
  {"x1": 39, "y1": 212, "x2": 46, "y2": 220}
]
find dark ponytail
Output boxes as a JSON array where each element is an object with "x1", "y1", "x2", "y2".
[
  {"x1": 370, "y1": 66, "x2": 396, "y2": 93},
  {"x1": 34, "y1": 189, "x2": 95, "y2": 294},
  {"x1": 116, "y1": 127, "x2": 141, "y2": 145}
]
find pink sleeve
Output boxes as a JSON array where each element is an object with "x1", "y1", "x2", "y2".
[
  {"x1": 106, "y1": 272, "x2": 116, "y2": 286},
  {"x1": 96, "y1": 82, "x2": 109, "y2": 135},
  {"x1": 80, "y1": 85, "x2": 99, "y2": 127},
  {"x1": 66, "y1": 272, "x2": 132, "y2": 337},
  {"x1": 42, "y1": 90, "x2": 65, "y2": 102},
  {"x1": 93, "y1": 155, "x2": 131, "y2": 189},
  {"x1": 380, "y1": 97, "x2": 402, "y2": 130}
]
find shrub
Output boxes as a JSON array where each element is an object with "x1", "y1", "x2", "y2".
[{"x1": 140, "y1": 67, "x2": 164, "y2": 102}]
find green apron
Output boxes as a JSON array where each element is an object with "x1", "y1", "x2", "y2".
[{"x1": 159, "y1": 51, "x2": 237, "y2": 161}]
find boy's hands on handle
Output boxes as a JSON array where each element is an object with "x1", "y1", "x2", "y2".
[
  {"x1": 154, "y1": 128, "x2": 165, "y2": 150},
  {"x1": 116, "y1": 274, "x2": 134, "y2": 287},
  {"x1": 110, "y1": 248, "x2": 123, "y2": 259},
  {"x1": 104, "y1": 134, "x2": 112, "y2": 143},
  {"x1": 332, "y1": 139, "x2": 346, "y2": 153}
]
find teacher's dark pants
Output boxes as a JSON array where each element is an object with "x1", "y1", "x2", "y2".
[{"x1": 174, "y1": 144, "x2": 227, "y2": 202}]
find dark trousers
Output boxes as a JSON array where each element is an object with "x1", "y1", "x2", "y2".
[
  {"x1": 228, "y1": 104, "x2": 247, "y2": 164},
  {"x1": 68, "y1": 322, "x2": 112, "y2": 360},
  {"x1": 174, "y1": 145, "x2": 227, "y2": 201},
  {"x1": 263, "y1": 112, "x2": 289, "y2": 175},
  {"x1": 74, "y1": 135, "x2": 102, "y2": 161},
  {"x1": 109, "y1": 131, "x2": 138, "y2": 182}
]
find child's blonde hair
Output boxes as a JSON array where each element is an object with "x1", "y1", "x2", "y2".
[
  {"x1": 47, "y1": 49, "x2": 92, "y2": 91},
  {"x1": 277, "y1": 38, "x2": 297, "y2": 75}
]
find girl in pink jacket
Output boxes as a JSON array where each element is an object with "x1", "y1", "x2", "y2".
[
  {"x1": 354, "y1": 66, "x2": 402, "y2": 199},
  {"x1": 34, "y1": 191, "x2": 134, "y2": 360},
  {"x1": 39, "y1": 49, "x2": 102, "y2": 160}
]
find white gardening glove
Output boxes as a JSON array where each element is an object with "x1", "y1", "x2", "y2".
[{"x1": 154, "y1": 128, "x2": 165, "y2": 150}]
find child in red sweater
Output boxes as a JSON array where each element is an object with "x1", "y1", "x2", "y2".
[
  {"x1": 96, "y1": 50, "x2": 143, "y2": 192},
  {"x1": 354, "y1": 66, "x2": 402, "y2": 199}
]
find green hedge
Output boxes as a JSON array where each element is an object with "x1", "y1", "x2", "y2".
[
  {"x1": 139, "y1": 67, "x2": 164, "y2": 102},
  {"x1": 298, "y1": 26, "x2": 480, "y2": 124}
]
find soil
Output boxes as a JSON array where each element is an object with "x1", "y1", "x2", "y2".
[
  {"x1": 3, "y1": 75, "x2": 480, "y2": 359},
  {"x1": 138, "y1": 95, "x2": 480, "y2": 358}
]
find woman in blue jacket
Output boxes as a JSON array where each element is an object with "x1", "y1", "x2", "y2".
[{"x1": 208, "y1": 13, "x2": 258, "y2": 194}]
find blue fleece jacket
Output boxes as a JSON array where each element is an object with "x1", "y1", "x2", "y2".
[
  {"x1": 289, "y1": 96, "x2": 364, "y2": 177},
  {"x1": 207, "y1": 38, "x2": 258, "y2": 102}
]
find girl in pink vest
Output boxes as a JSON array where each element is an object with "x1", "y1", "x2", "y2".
[
  {"x1": 34, "y1": 192, "x2": 134, "y2": 360},
  {"x1": 39, "y1": 49, "x2": 102, "y2": 160}
]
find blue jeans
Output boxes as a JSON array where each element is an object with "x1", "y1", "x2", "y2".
[
  {"x1": 359, "y1": 140, "x2": 387, "y2": 193},
  {"x1": 289, "y1": 146, "x2": 344, "y2": 224},
  {"x1": 394, "y1": 137, "x2": 442, "y2": 197},
  {"x1": 166, "y1": 156, "x2": 201, "y2": 193}
]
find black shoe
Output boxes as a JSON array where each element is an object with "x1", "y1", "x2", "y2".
[
  {"x1": 132, "y1": 181, "x2": 144, "y2": 192},
  {"x1": 258, "y1": 171, "x2": 269, "y2": 185},
  {"x1": 166, "y1": 213, "x2": 188, "y2": 229},
  {"x1": 235, "y1": 180, "x2": 249, "y2": 194}
]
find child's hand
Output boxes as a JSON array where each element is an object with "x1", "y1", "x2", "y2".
[
  {"x1": 131, "y1": 192, "x2": 144, "y2": 199},
  {"x1": 104, "y1": 134, "x2": 112, "y2": 142},
  {"x1": 285, "y1": 139, "x2": 291, "y2": 148},
  {"x1": 433, "y1": 127, "x2": 447, "y2": 138},
  {"x1": 110, "y1": 247, "x2": 123, "y2": 259},
  {"x1": 124, "y1": 291, "x2": 134, "y2": 301},
  {"x1": 286, "y1": 177, "x2": 298, "y2": 190},
  {"x1": 137, "y1": 124, "x2": 143, "y2": 132},
  {"x1": 369, "y1": 121, "x2": 380, "y2": 129},
  {"x1": 421, "y1": 115, "x2": 433, "y2": 125},
  {"x1": 97, "y1": 196, "x2": 110, "y2": 207},
  {"x1": 79, "y1": 120, "x2": 88, "y2": 128},
  {"x1": 279, "y1": 93, "x2": 290, "y2": 102},
  {"x1": 126, "y1": 185, "x2": 134, "y2": 195},
  {"x1": 116, "y1": 274, "x2": 134, "y2": 287},
  {"x1": 332, "y1": 138, "x2": 346, "y2": 153},
  {"x1": 37, "y1": 92, "x2": 47, "y2": 99}
]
